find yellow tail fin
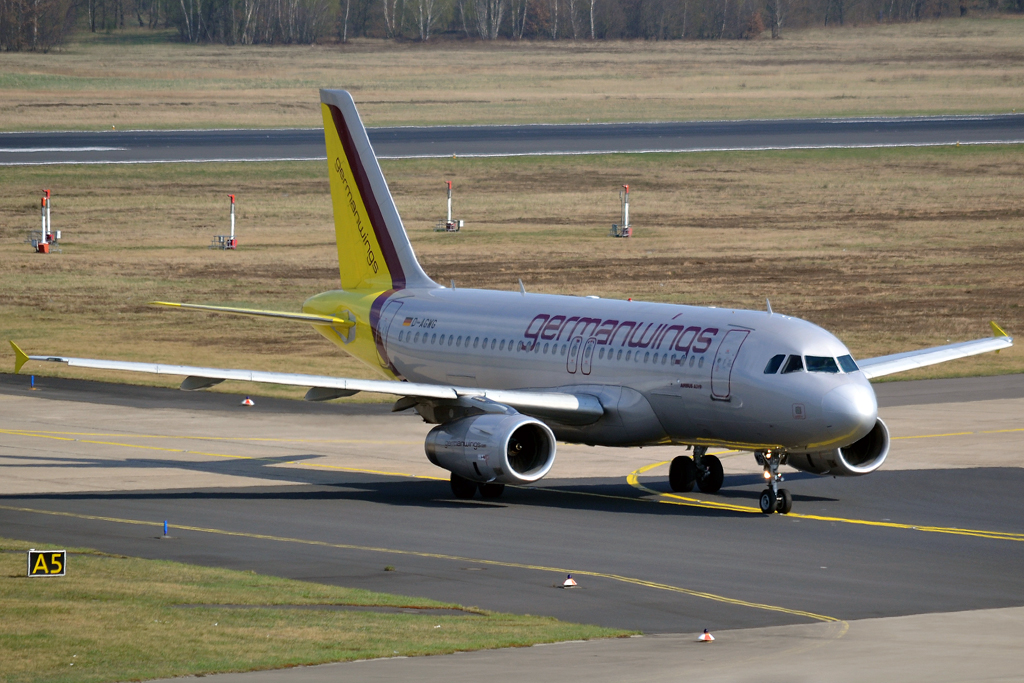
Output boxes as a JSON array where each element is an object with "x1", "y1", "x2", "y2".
[{"x1": 320, "y1": 90, "x2": 436, "y2": 292}]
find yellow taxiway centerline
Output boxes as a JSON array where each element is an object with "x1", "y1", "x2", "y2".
[
  {"x1": 0, "y1": 503, "x2": 839, "y2": 624},
  {"x1": 627, "y1": 461, "x2": 1024, "y2": 542},
  {"x1": 4, "y1": 428, "x2": 1023, "y2": 542}
]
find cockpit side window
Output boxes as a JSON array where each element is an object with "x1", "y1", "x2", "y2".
[
  {"x1": 763, "y1": 354, "x2": 786, "y2": 374},
  {"x1": 781, "y1": 355, "x2": 804, "y2": 374},
  {"x1": 838, "y1": 355, "x2": 859, "y2": 373},
  {"x1": 805, "y1": 356, "x2": 840, "y2": 373}
]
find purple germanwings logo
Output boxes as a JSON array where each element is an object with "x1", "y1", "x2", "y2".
[{"x1": 523, "y1": 313, "x2": 719, "y2": 354}]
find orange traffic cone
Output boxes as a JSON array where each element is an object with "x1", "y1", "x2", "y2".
[
  {"x1": 241, "y1": 396, "x2": 255, "y2": 406},
  {"x1": 562, "y1": 574, "x2": 577, "y2": 588},
  {"x1": 698, "y1": 629, "x2": 715, "y2": 642}
]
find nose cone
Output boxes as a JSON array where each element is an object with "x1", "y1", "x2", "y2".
[{"x1": 822, "y1": 382, "x2": 878, "y2": 444}]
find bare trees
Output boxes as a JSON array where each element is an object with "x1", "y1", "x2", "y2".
[
  {"x1": 765, "y1": 0, "x2": 782, "y2": 36},
  {"x1": 0, "y1": 0, "x2": 75, "y2": 50},
  {"x1": 417, "y1": 0, "x2": 439, "y2": 38}
]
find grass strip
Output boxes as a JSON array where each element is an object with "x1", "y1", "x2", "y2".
[{"x1": 0, "y1": 537, "x2": 629, "y2": 683}]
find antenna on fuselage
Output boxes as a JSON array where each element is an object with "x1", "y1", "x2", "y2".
[
  {"x1": 519, "y1": 279, "x2": 527, "y2": 296},
  {"x1": 766, "y1": 298, "x2": 773, "y2": 315},
  {"x1": 450, "y1": 279, "x2": 456, "y2": 289}
]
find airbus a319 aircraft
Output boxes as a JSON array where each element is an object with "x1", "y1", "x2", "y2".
[{"x1": 11, "y1": 90, "x2": 1014, "y2": 514}]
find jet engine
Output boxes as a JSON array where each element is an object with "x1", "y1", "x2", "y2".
[
  {"x1": 424, "y1": 413, "x2": 557, "y2": 484},
  {"x1": 786, "y1": 418, "x2": 890, "y2": 477}
]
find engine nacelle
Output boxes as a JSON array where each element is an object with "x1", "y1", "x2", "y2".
[
  {"x1": 786, "y1": 418, "x2": 890, "y2": 477},
  {"x1": 424, "y1": 413, "x2": 557, "y2": 484}
]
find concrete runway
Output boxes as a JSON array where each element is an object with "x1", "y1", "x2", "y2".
[
  {"x1": 2, "y1": 113, "x2": 1024, "y2": 165},
  {"x1": 2, "y1": 372, "x2": 1023, "y2": 679}
]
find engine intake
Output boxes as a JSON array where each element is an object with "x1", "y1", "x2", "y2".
[
  {"x1": 424, "y1": 413, "x2": 557, "y2": 484},
  {"x1": 786, "y1": 418, "x2": 890, "y2": 477}
]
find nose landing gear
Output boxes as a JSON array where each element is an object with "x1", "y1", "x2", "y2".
[{"x1": 757, "y1": 450, "x2": 792, "y2": 514}]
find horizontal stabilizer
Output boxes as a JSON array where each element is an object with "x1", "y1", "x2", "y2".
[{"x1": 151, "y1": 301, "x2": 354, "y2": 328}]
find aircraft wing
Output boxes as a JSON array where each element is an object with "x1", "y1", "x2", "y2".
[
  {"x1": 857, "y1": 322, "x2": 1013, "y2": 380},
  {"x1": 8, "y1": 342, "x2": 604, "y2": 425}
]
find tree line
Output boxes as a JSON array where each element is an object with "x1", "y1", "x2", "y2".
[{"x1": 1, "y1": 0, "x2": 1010, "y2": 50}]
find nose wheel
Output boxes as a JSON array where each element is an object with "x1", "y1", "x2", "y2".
[{"x1": 757, "y1": 450, "x2": 792, "y2": 514}]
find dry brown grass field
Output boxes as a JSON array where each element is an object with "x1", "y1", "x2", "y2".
[
  {"x1": 1, "y1": 16, "x2": 1023, "y2": 130},
  {"x1": 1, "y1": 145, "x2": 1022, "y2": 398}
]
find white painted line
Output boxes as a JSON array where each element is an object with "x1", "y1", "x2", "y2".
[
  {"x1": 0, "y1": 146, "x2": 127, "y2": 153},
  {"x1": 2, "y1": 138, "x2": 1023, "y2": 166}
]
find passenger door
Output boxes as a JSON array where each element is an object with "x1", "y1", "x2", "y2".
[{"x1": 710, "y1": 329, "x2": 749, "y2": 400}]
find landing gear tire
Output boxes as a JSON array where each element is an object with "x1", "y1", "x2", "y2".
[
  {"x1": 669, "y1": 456, "x2": 696, "y2": 492},
  {"x1": 777, "y1": 488, "x2": 793, "y2": 514},
  {"x1": 759, "y1": 488, "x2": 777, "y2": 515},
  {"x1": 696, "y1": 455, "x2": 724, "y2": 494},
  {"x1": 450, "y1": 473, "x2": 478, "y2": 499},
  {"x1": 479, "y1": 483, "x2": 505, "y2": 499}
]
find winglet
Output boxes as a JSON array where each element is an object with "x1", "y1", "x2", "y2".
[
  {"x1": 9, "y1": 341, "x2": 29, "y2": 374},
  {"x1": 990, "y1": 321, "x2": 1010, "y2": 338}
]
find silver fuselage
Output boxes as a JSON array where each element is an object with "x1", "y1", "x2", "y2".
[{"x1": 362, "y1": 287, "x2": 877, "y2": 452}]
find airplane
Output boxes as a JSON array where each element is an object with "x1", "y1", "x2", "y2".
[{"x1": 9, "y1": 89, "x2": 1014, "y2": 515}]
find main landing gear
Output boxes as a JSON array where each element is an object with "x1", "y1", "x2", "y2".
[
  {"x1": 669, "y1": 446, "x2": 724, "y2": 494},
  {"x1": 450, "y1": 473, "x2": 505, "y2": 500},
  {"x1": 757, "y1": 450, "x2": 792, "y2": 515}
]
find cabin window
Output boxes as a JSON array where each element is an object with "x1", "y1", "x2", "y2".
[
  {"x1": 838, "y1": 355, "x2": 859, "y2": 373},
  {"x1": 617, "y1": 350, "x2": 623, "y2": 361},
  {"x1": 456, "y1": 336, "x2": 462, "y2": 347},
  {"x1": 806, "y1": 356, "x2": 840, "y2": 373},
  {"x1": 764, "y1": 354, "x2": 785, "y2": 374},
  {"x1": 662, "y1": 354, "x2": 668, "y2": 365},
  {"x1": 652, "y1": 353, "x2": 658, "y2": 364},
  {"x1": 689, "y1": 356, "x2": 695, "y2": 367},
  {"x1": 599, "y1": 348, "x2": 605, "y2": 359},
  {"x1": 543, "y1": 343, "x2": 549, "y2": 354},
  {"x1": 781, "y1": 354, "x2": 804, "y2": 374},
  {"x1": 414, "y1": 332, "x2": 420, "y2": 343},
  {"x1": 431, "y1": 334, "x2": 436, "y2": 344},
  {"x1": 491, "y1": 339, "x2": 496, "y2": 350},
  {"x1": 474, "y1": 337, "x2": 479, "y2": 348},
  {"x1": 698, "y1": 357, "x2": 704, "y2": 368},
  {"x1": 626, "y1": 350, "x2": 632, "y2": 361},
  {"x1": 499, "y1": 339, "x2": 505, "y2": 350}
]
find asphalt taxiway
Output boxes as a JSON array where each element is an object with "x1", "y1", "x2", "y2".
[
  {"x1": 1, "y1": 372, "x2": 1023, "y2": 679},
  {"x1": 2, "y1": 113, "x2": 1024, "y2": 165}
]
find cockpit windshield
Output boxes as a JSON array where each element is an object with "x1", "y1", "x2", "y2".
[
  {"x1": 780, "y1": 355, "x2": 804, "y2": 374},
  {"x1": 805, "y1": 356, "x2": 839, "y2": 373},
  {"x1": 838, "y1": 355, "x2": 859, "y2": 373},
  {"x1": 766, "y1": 353, "x2": 860, "y2": 375}
]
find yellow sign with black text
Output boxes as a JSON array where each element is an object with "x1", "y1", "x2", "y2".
[{"x1": 27, "y1": 550, "x2": 66, "y2": 577}]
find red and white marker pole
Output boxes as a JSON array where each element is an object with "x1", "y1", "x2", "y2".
[
  {"x1": 43, "y1": 189, "x2": 51, "y2": 240},
  {"x1": 229, "y1": 194, "x2": 236, "y2": 242},
  {"x1": 446, "y1": 181, "x2": 453, "y2": 225}
]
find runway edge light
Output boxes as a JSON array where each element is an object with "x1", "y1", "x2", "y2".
[
  {"x1": 698, "y1": 629, "x2": 715, "y2": 642},
  {"x1": 562, "y1": 574, "x2": 577, "y2": 588},
  {"x1": 241, "y1": 396, "x2": 255, "y2": 406}
]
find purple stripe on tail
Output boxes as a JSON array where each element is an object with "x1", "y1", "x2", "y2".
[{"x1": 330, "y1": 105, "x2": 406, "y2": 290}]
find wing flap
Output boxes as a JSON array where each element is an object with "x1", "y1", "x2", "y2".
[{"x1": 858, "y1": 325, "x2": 1013, "y2": 380}]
